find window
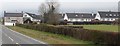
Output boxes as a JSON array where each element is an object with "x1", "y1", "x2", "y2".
[
  {"x1": 84, "y1": 19, "x2": 86, "y2": 21},
  {"x1": 101, "y1": 19, "x2": 103, "y2": 21},
  {"x1": 81, "y1": 19, "x2": 84, "y2": 21},
  {"x1": 82, "y1": 15, "x2": 83, "y2": 16},
  {"x1": 106, "y1": 14, "x2": 108, "y2": 16},
  {"x1": 78, "y1": 19, "x2": 81, "y2": 21},
  {"x1": 25, "y1": 15, "x2": 27, "y2": 17},
  {"x1": 110, "y1": 14, "x2": 112, "y2": 16},
  {"x1": 117, "y1": 15, "x2": 119, "y2": 16},
  {"x1": 114, "y1": 14, "x2": 116, "y2": 16},
  {"x1": 107, "y1": 18, "x2": 110, "y2": 21},
  {"x1": 11, "y1": 20, "x2": 17, "y2": 23},
  {"x1": 72, "y1": 19, "x2": 76, "y2": 22},
  {"x1": 69, "y1": 19, "x2": 72, "y2": 21},
  {"x1": 76, "y1": 15, "x2": 78, "y2": 16},
  {"x1": 7, "y1": 17, "x2": 10, "y2": 19},
  {"x1": 68, "y1": 19, "x2": 70, "y2": 21},
  {"x1": 104, "y1": 18, "x2": 108, "y2": 21},
  {"x1": 110, "y1": 18, "x2": 113, "y2": 21}
]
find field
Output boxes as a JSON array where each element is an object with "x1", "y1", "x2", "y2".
[
  {"x1": 67, "y1": 25, "x2": 118, "y2": 32},
  {"x1": 8, "y1": 26, "x2": 94, "y2": 44}
]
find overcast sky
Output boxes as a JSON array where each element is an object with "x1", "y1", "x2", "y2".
[
  {"x1": 1, "y1": 0, "x2": 119, "y2": 2},
  {"x1": 0, "y1": 0, "x2": 120, "y2": 17}
]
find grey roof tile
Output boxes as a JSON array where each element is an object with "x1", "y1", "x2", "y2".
[
  {"x1": 98, "y1": 11, "x2": 120, "y2": 18},
  {"x1": 66, "y1": 13, "x2": 96, "y2": 18},
  {"x1": 4, "y1": 13, "x2": 23, "y2": 17},
  {"x1": 26, "y1": 12, "x2": 43, "y2": 20}
]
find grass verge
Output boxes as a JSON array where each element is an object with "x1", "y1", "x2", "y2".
[{"x1": 8, "y1": 26, "x2": 94, "y2": 44}]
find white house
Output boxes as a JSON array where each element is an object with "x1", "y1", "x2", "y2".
[
  {"x1": 23, "y1": 12, "x2": 43, "y2": 24},
  {"x1": 95, "y1": 11, "x2": 119, "y2": 21},
  {"x1": 63, "y1": 13, "x2": 96, "y2": 22},
  {"x1": 4, "y1": 11, "x2": 23, "y2": 26}
]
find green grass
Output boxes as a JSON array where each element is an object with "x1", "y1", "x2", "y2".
[
  {"x1": 8, "y1": 26, "x2": 94, "y2": 44},
  {"x1": 67, "y1": 25, "x2": 118, "y2": 32}
]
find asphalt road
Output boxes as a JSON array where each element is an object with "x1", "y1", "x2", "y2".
[{"x1": 0, "y1": 24, "x2": 48, "y2": 46}]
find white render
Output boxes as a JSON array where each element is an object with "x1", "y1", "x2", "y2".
[
  {"x1": 64, "y1": 13, "x2": 94, "y2": 22},
  {"x1": 23, "y1": 13, "x2": 41, "y2": 22},
  {"x1": 100, "y1": 18, "x2": 117, "y2": 21},
  {"x1": 95, "y1": 13, "x2": 101, "y2": 20},
  {"x1": 95, "y1": 12, "x2": 118, "y2": 21},
  {"x1": 4, "y1": 22, "x2": 15, "y2": 26},
  {"x1": 63, "y1": 14, "x2": 68, "y2": 20},
  {"x1": 4, "y1": 17, "x2": 23, "y2": 25},
  {"x1": 23, "y1": 13, "x2": 33, "y2": 21}
]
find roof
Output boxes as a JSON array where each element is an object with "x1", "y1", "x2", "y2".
[
  {"x1": 98, "y1": 11, "x2": 120, "y2": 18},
  {"x1": 66, "y1": 13, "x2": 96, "y2": 18},
  {"x1": 4, "y1": 13, "x2": 23, "y2": 17},
  {"x1": 26, "y1": 12, "x2": 43, "y2": 20},
  {"x1": 58, "y1": 14, "x2": 65, "y2": 19}
]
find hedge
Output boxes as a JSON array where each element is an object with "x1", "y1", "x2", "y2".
[
  {"x1": 71, "y1": 21, "x2": 113, "y2": 25},
  {"x1": 16, "y1": 24, "x2": 119, "y2": 45}
]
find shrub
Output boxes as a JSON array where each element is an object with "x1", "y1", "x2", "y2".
[{"x1": 16, "y1": 24, "x2": 119, "y2": 45}]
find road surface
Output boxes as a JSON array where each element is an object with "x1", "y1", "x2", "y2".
[{"x1": 0, "y1": 24, "x2": 48, "y2": 46}]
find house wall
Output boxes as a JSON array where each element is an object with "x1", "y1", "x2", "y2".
[
  {"x1": 32, "y1": 19, "x2": 41, "y2": 22},
  {"x1": 23, "y1": 13, "x2": 41, "y2": 22},
  {"x1": 63, "y1": 14, "x2": 68, "y2": 20},
  {"x1": 100, "y1": 18, "x2": 118, "y2": 21},
  {"x1": 64, "y1": 13, "x2": 94, "y2": 22},
  {"x1": 96, "y1": 12, "x2": 119, "y2": 21},
  {"x1": 95, "y1": 13, "x2": 101, "y2": 20},
  {"x1": 4, "y1": 22, "x2": 15, "y2": 26},
  {"x1": 4, "y1": 17, "x2": 23, "y2": 24},
  {"x1": 23, "y1": 13, "x2": 33, "y2": 21},
  {"x1": 68, "y1": 18, "x2": 93, "y2": 22}
]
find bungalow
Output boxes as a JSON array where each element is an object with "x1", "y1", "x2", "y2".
[
  {"x1": 63, "y1": 13, "x2": 96, "y2": 22},
  {"x1": 4, "y1": 11, "x2": 23, "y2": 26},
  {"x1": 95, "y1": 11, "x2": 119, "y2": 21}
]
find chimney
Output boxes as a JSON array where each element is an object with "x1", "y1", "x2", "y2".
[
  {"x1": 4, "y1": 11, "x2": 6, "y2": 14},
  {"x1": 109, "y1": 10, "x2": 111, "y2": 12},
  {"x1": 21, "y1": 11, "x2": 24, "y2": 13},
  {"x1": 92, "y1": 12, "x2": 94, "y2": 16}
]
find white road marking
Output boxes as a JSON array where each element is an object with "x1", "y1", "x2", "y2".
[
  {"x1": 8, "y1": 37, "x2": 14, "y2": 41},
  {"x1": 3, "y1": 32, "x2": 14, "y2": 41},
  {"x1": 4, "y1": 26, "x2": 46, "y2": 44}
]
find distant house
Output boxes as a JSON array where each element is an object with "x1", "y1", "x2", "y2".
[
  {"x1": 95, "y1": 11, "x2": 119, "y2": 21},
  {"x1": 58, "y1": 14, "x2": 65, "y2": 21},
  {"x1": 63, "y1": 13, "x2": 96, "y2": 22},
  {"x1": 4, "y1": 11, "x2": 23, "y2": 26},
  {"x1": 23, "y1": 12, "x2": 43, "y2": 24}
]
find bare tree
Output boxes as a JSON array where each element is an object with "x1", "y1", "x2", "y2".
[{"x1": 39, "y1": 0, "x2": 60, "y2": 25}]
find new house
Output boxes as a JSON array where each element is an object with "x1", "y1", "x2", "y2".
[
  {"x1": 63, "y1": 13, "x2": 96, "y2": 22},
  {"x1": 95, "y1": 11, "x2": 119, "y2": 21},
  {"x1": 4, "y1": 11, "x2": 24, "y2": 26}
]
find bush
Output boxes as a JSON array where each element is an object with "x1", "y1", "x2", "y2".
[
  {"x1": 72, "y1": 21, "x2": 114, "y2": 25},
  {"x1": 16, "y1": 24, "x2": 119, "y2": 45}
]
